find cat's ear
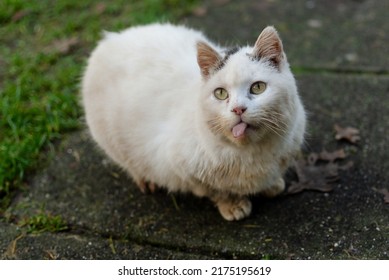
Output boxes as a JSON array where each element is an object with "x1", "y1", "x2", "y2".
[
  {"x1": 252, "y1": 26, "x2": 284, "y2": 67},
  {"x1": 197, "y1": 41, "x2": 221, "y2": 78}
]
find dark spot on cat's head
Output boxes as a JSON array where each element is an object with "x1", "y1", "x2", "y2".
[
  {"x1": 214, "y1": 47, "x2": 240, "y2": 72},
  {"x1": 225, "y1": 47, "x2": 240, "y2": 57},
  {"x1": 246, "y1": 52, "x2": 282, "y2": 71}
]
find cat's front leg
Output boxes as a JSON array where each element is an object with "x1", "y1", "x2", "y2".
[
  {"x1": 261, "y1": 177, "x2": 285, "y2": 198},
  {"x1": 190, "y1": 185, "x2": 252, "y2": 221},
  {"x1": 213, "y1": 194, "x2": 252, "y2": 221}
]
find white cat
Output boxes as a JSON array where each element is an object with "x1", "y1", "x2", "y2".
[{"x1": 82, "y1": 23, "x2": 306, "y2": 221}]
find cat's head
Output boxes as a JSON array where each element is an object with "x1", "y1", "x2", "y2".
[{"x1": 197, "y1": 26, "x2": 299, "y2": 146}]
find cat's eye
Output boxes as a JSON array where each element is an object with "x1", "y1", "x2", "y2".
[
  {"x1": 214, "y1": 88, "x2": 229, "y2": 100},
  {"x1": 250, "y1": 81, "x2": 267, "y2": 95}
]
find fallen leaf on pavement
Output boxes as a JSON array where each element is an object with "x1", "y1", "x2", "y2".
[
  {"x1": 287, "y1": 160, "x2": 339, "y2": 194},
  {"x1": 288, "y1": 180, "x2": 334, "y2": 194},
  {"x1": 334, "y1": 124, "x2": 360, "y2": 144},
  {"x1": 287, "y1": 148, "x2": 354, "y2": 195},
  {"x1": 308, "y1": 149, "x2": 346, "y2": 165},
  {"x1": 338, "y1": 161, "x2": 354, "y2": 171},
  {"x1": 192, "y1": 6, "x2": 207, "y2": 17}
]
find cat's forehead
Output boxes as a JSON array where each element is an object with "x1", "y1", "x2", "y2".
[
  {"x1": 213, "y1": 47, "x2": 276, "y2": 86},
  {"x1": 215, "y1": 47, "x2": 241, "y2": 70}
]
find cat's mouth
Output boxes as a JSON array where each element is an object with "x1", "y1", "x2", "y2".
[{"x1": 232, "y1": 121, "x2": 248, "y2": 138}]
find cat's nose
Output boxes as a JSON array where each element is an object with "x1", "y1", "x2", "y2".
[{"x1": 232, "y1": 106, "x2": 247, "y2": 115}]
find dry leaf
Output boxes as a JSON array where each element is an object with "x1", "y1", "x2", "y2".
[
  {"x1": 288, "y1": 181, "x2": 334, "y2": 194},
  {"x1": 288, "y1": 126, "x2": 356, "y2": 195},
  {"x1": 94, "y1": 3, "x2": 107, "y2": 14},
  {"x1": 287, "y1": 160, "x2": 339, "y2": 194},
  {"x1": 334, "y1": 124, "x2": 360, "y2": 144},
  {"x1": 296, "y1": 160, "x2": 339, "y2": 183},
  {"x1": 192, "y1": 6, "x2": 208, "y2": 17},
  {"x1": 338, "y1": 161, "x2": 354, "y2": 171},
  {"x1": 47, "y1": 37, "x2": 79, "y2": 55},
  {"x1": 12, "y1": 10, "x2": 29, "y2": 22},
  {"x1": 319, "y1": 149, "x2": 346, "y2": 162},
  {"x1": 373, "y1": 188, "x2": 389, "y2": 204},
  {"x1": 308, "y1": 149, "x2": 346, "y2": 165},
  {"x1": 287, "y1": 158, "x2": 354, "y2": 195}
]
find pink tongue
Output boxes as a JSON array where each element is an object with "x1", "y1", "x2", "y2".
[{"x1": 232, "y1": 122, "x2": 248, "y2": 138}]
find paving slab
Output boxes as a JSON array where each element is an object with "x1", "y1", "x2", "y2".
[
  {"x1": 0, "y1": 223, "x2": 210, "y2": 260},
  {"x1": 1, "y1": 0, "x2": 388, "y2": 259}
]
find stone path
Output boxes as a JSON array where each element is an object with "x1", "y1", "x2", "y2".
[{"x1": 1, "y1": 0, "x2": 388, "y2": 259}]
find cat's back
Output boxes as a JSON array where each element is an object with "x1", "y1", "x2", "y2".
[
  {"x1": 82, "y1": 23, "x2": 208, "y2": 169},
  {"x1": 83, "y1": 23, "x2": 206, "y2": 90},
  {"x1": 82, "y1": 23, "x2": 209, "y2": 125},
  {"x1": 105, "y1": 23, "x2": 205, "y2": 57}
]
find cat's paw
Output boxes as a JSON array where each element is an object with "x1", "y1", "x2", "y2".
[
  {"x1": 217, "y1": 197, "x2": 252, "y2": 221},
  {"x1": 137, "y1": 179, "x2": 158, "y2": 194},
  {"x1": 261, "y1": 177, "x2": 285, "y2": 198}
]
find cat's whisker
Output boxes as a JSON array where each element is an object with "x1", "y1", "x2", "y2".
[
  {"x1": 259, "y1": 117, "x2": 288, "y2": 140},
  {"x1": 259, "y1": 115, "x2": 286, "y2": 131},
  {"x1": 267, "y1": 115, "x2": 289, "y2": 132},
  {"x1": 257, "y1": 109, "x2": 287, "y2": 122},
  {"x1": 207, "y1": 117, "x2": 228, "y2": 134},
  {"x1": 262, "y1": 123, "x2": 283, "y2": 138},
  {"x1": 262, "y1": 112, "x2": 288, "y2": 127}
]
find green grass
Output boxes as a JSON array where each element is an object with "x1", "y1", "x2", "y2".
[
  {"x1": 18, "y1": 212, "x2": 68, "y2": 234},
  {"x1": 0, "y1": 0, "x2": 198, "y2": 211}
]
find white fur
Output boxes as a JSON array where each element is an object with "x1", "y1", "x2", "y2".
[{"x1": 82, "y1": 23, "x2": 306, "y2": 221}]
